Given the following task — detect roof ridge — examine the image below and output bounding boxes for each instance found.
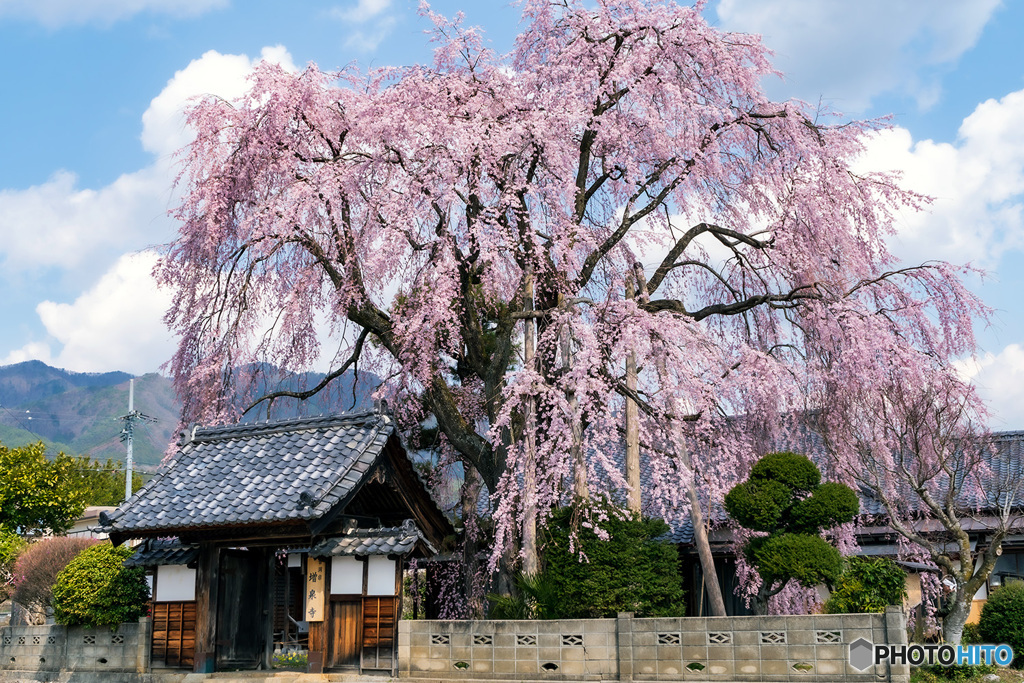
[191,411,386,443]
[988,430,1024,439]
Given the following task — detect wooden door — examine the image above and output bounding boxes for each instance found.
[215,550,265,670]
[327,599,361,668]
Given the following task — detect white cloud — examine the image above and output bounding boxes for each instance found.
[0,0,228,28]
[956,344,1024,430]
[0,342,54,367]
[855,88,1024,268]
[0,45,297,373]
[330,0,396,52]
[142,45,297,160]
[331,0,391,23]
[715,0,1000,112]
[4,251,176,375]
[0,166,170,272]
[0,46,296,280]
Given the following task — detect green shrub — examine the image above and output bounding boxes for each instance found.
[788,482,861,534]
[51,544,150,628]
[487,572,561,620]
[0,527,27,602]
[525,502,685,619]
[724,451,859,613]
[747,533,844,590]
[749,451,821,490]
[723,479,793,532]
[978,580,1024,667]
[824,556,907,614]
[911,663,997,683]
[960,622,982,645]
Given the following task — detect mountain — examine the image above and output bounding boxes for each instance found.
[0,360,132,405]
[0,361,378,469]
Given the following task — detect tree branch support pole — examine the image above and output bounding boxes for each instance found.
[674,406,727,617]
[560,297,588,502]
[522,268,539,577]
[624,279,641,514]
[688,479,727,616]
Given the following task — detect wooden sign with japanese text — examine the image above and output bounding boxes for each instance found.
[305,557,326,622]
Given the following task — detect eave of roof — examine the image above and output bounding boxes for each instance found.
[309,519,436,558]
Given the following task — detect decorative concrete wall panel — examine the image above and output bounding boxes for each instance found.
[0,620,150,675]
[399,608,909,682]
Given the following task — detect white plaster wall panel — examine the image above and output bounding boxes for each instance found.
[154,564,196,602]
[331,556,363,594]
[366,556,396,595]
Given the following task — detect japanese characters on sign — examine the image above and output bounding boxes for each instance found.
[305,557,326,622]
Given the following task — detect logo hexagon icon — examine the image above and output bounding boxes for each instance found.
[849,638,874,671]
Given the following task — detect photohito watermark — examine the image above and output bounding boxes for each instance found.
[849,639,1015,670]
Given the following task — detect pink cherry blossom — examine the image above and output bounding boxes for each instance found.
[159,0,989,593]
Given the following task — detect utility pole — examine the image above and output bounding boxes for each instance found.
[118,379,156,501]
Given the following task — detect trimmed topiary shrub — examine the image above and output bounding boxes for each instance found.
[978,580,1024,667]
[747,533,843,593]
[824,556,907,614]
[724,451,859,614]
[51,543,150,628]
[749,451,821,490]
[533,502,685,619]
[11,536,97,616]
[788,482,861,534]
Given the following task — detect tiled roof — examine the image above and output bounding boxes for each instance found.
[309,519,435,557]
[103,412,394,536]
[124,538,199,567]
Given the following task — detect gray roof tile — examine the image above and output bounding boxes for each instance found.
[104,412,395,535]
[308,520,435,558]
[124,538,199,567]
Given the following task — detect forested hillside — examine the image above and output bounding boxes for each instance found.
[0,361,377,468]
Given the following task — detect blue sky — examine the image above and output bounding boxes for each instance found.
[1,0,1024,427]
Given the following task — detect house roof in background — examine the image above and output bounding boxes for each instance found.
[663,429,1024,545]
[474,428,1024,547]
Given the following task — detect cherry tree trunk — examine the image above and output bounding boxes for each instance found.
[942,591,970,645]
[751,584,771,616]
[460,463,485,618]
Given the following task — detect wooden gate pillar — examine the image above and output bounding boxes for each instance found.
[193,544,221,673]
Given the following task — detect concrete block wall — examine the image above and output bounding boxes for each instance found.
[622,612,900,682]
[399,608,910,682]
[0,619,151,674]
[399,617,618,680]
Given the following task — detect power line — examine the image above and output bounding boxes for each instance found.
[0,404,48,439]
